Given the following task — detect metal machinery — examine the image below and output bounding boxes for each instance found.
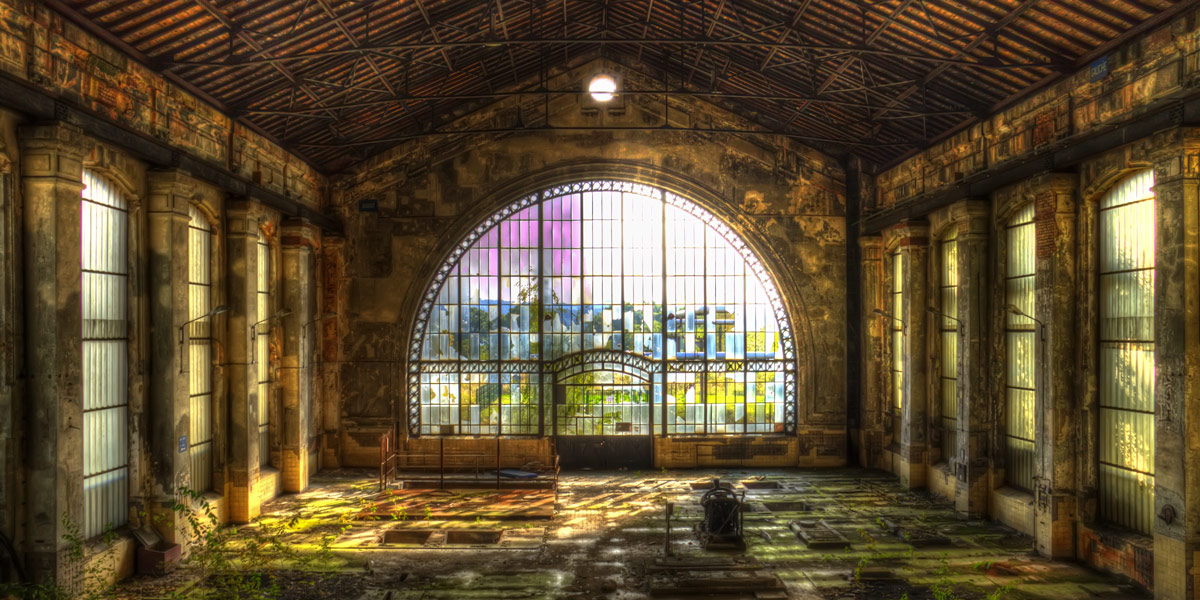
[696,479,745,550]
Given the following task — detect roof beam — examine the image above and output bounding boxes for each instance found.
[168,38,1066,71]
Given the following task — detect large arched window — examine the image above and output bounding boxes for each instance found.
[408,180,796,437]
[1098,169,1155,534]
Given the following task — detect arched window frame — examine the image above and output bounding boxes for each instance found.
[885,244,904,442]
[1003,203,1036,493]
[1095,168,1156,535]
[936,225,959,465]
[254,223,278,468]
[80,168,134,538]
[187,203,219,492]
[406,180,798,437]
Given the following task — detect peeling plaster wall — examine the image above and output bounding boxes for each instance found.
[330,60,849,467]
[874,7,1199,212]
[0,0,324,208]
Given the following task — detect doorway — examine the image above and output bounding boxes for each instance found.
[554,371,652,469]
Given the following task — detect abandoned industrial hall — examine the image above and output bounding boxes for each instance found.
[4,0,1200,598]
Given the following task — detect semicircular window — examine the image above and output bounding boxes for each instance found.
[409,180,796,437]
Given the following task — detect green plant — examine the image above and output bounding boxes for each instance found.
[0,514,120,600]
[986,583,1016,600]
[853,556,870,583]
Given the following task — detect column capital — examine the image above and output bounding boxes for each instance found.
[948,199,990,238]
[227,200,268,236]
[887,219,929,247]
[0,136,11,174]
[859,235,884,259]
[18,122,86,182]
[1029,171,1077,194]
[146,169,197,215]
[281,218,321,250]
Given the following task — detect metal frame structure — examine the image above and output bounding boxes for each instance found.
[407,179,797,438]
[50,0,1179,172]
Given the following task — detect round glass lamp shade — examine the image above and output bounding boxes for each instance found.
[588,74,617,102]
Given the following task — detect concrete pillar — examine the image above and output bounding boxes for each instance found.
[951,200,991,517]
[18,122,86,584]
[280,220,319,493]
[145,170,194,543]
[858,236,885,469]
[895,220,930,489]
[1152,136,1200,600]
[1031,173,1079,559]
[225,202,261,522]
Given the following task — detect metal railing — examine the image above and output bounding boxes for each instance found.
[379,430,559,503]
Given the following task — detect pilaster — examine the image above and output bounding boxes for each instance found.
[894,220,930,489]
[858,236,885,469]
[225,202,261,522]
[145,169,196,545]
[951,200,991,517]
[1031,172,1079,559]
[18,122,86,585]
[1152,134,1200,600]
[280,220,319,493]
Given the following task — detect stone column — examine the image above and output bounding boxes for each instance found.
[225,202,261,522]
[19,122,85,584]
[279,220,319,493]
[858,236,885,469]
[952,200,991,517]
[145,170,195,544]
[896,220,930,489]
[1031,173,1078,559]
[1152,134,1200,600]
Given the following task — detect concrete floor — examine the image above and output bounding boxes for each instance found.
[115,468,1148,599]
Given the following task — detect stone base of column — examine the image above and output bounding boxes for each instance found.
[897,448,927,489]
[228,469,280,523]
[320,432,342,469]
[1153,535,1192,600]
[954,458,990,517]
[1035,492,1077,559]
[282,449,309,493]
[147,495,192,555]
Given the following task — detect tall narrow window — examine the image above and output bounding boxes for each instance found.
[890,249,904,438]
[939,229,959,463]
[188,207,214,492]
[1099,170,1156,534]
[81,170,129,538]
[1004,204,1036,492]
[256,232,271,468]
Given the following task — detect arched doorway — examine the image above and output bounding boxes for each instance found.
[407,179,798,462]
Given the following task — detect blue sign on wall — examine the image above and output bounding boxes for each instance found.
[179,435,188,453]
[1089,56,1109,82]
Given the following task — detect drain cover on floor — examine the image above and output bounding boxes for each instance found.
[790,519,849,549]
[762,501,815,513]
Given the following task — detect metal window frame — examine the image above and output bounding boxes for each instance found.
[407,180,797,438]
